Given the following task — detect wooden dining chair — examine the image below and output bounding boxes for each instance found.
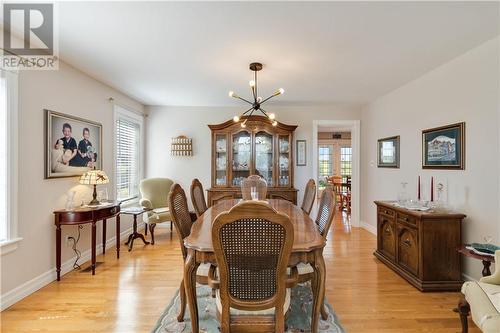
[190,178,208,217]
[301,179,316,215]
[296,186,336,320]
[241,175,268,200]
[331,175,343,210]
[208,200,297,333]
[168,183,213,322]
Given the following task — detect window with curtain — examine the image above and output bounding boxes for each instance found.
[340,146,352,176]
[0,75,7,241]
[318,144,334,179]
[115,106,143,201]
[0,69,20,251]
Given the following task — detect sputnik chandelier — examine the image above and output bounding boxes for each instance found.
[229,62,284,128]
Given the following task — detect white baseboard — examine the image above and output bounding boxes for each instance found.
[1,223,142,311]
[360,220,377,235]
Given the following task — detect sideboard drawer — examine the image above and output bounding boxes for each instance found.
[378,206,395,219]
[397,212,417,226]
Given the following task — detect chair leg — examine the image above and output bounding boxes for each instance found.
[177,279,186,322]
[170,221,173,231]
[453,296,470,333]
[311,278,328,320]
[144,222,148,236]
[149,224,156,245]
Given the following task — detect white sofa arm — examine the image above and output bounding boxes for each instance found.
[480,250,500,285]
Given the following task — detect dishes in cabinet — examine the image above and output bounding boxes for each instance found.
[279,155,289,169]
[216,156,226,170]
[279,140,289,153]
[216,138,226,152]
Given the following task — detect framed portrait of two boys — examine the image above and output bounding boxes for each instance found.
[45,109,102,179]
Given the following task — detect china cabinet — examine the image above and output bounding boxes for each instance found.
[208,116,298,206]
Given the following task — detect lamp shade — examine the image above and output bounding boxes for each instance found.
[79,169,109,185]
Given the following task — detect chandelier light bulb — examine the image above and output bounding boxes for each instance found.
[233,115,240,122]
[278,88,285,95]
[257,96,262,103]
[272,121,278,127]
[241,122,246,128]
[249,80,256,87]
[228,91,235,97]
[269,113,276,120]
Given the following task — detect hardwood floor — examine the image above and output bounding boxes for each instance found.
[1,213,478,333]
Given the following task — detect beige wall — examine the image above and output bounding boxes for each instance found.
[360,37,500,279]
[0,61,145,306]
[145,105,361,207]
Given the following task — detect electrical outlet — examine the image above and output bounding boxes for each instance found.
[65,235,72,247]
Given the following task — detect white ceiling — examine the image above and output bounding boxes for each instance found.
[25,2,500,106]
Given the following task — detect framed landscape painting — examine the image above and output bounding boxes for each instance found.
[45,109,103,179]
[377,136,400,168]
[422,122,465,170]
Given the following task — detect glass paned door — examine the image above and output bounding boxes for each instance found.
[278,135,291,186]
[340,146,352,179]
[215,134,228,186]
[232,131,251,186]
[255,132,274,186]
[318,144,334,187]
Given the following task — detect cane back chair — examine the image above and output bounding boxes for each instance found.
[209,200,296,333]
[190,178,208,217]
[168,183,213,322]
[241,175,268,200]
[296,186,336,320]
[301,179,316,215]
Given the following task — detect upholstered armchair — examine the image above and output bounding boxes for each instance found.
[458,250,500,333]
[139,178,174,244]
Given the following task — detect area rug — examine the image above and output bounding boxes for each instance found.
[152,283,346,333]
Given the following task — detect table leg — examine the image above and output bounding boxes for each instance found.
[102,219,107,254]
[311,249,326,333]
[184,249,200,333]
[116,214,120,259]
[482,260,492,277]
[56,224,61,281]
[91,220,97,275]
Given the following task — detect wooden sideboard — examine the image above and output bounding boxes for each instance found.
[373,201,466,291]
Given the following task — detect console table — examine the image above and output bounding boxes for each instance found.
[374,201,466,291]
[53,202,120,280]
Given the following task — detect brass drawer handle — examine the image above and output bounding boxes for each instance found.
[403,217,409,222]
[385,227,391,235]
[403,239,411,246]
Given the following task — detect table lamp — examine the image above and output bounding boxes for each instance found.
[79,169,110,206]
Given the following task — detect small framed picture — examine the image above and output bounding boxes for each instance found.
[296,140,306,166]
[45,109,103,179]
[422,122,465,169]
[377,136,400,168]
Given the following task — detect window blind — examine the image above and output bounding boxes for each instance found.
[115,115,141,201]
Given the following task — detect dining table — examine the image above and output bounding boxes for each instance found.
[183,198,327,333]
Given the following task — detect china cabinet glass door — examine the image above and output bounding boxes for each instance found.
[278,135,291,186]
[214,134,228,186]
[255,132,274,186]
[232,131,251,186]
